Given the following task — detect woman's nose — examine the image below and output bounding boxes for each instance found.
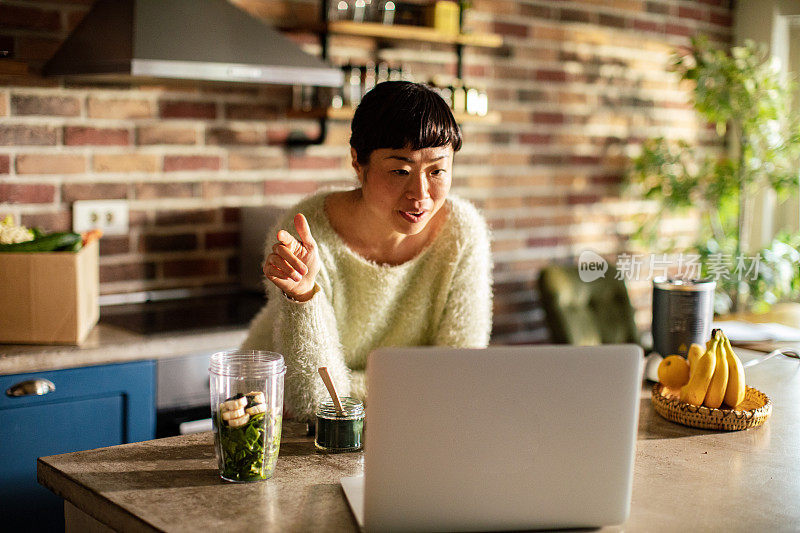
[406,173,429,199]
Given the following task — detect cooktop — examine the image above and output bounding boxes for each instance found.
[99,292,266,335]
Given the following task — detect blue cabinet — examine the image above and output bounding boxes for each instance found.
[0,360,155,531]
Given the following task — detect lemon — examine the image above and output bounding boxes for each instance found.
[658,355,690,388]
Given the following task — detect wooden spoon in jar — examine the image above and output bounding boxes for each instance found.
[318,367,345,416]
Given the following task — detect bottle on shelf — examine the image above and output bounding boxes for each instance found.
[465,86,480,115]
[362,61,377,97]
[375,1,396,24]
[376,61,390,84]
[346,64,363,107]
[352,0,368,22]
[451,79,466,113]
[329,0,352,21]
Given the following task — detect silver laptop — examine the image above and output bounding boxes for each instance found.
[341,344,643,532]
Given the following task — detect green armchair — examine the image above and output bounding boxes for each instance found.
[537,265,640,346]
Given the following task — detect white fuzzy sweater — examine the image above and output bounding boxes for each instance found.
[241,189,493,421]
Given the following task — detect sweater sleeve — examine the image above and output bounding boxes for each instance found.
[434,206,493,348]
[267,279,352,423]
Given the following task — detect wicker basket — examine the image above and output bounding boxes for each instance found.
[651,383,772,431]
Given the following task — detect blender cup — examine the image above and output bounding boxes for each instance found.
[209,350,285,482]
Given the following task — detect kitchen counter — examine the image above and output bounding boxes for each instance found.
[37,349,800,532]
[0,293,264,375]
[0,322,248,375]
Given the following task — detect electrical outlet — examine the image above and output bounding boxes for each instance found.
[72,200,129,235]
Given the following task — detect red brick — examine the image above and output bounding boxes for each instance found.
[134,182,196,199]
[567,194,600,205]
[287,156,341,170]
[527,236,564,248]
[519,133,552,144]
[202,181,261,198]
[570,155,602,165]
[100,262,156,283]
[520,4,550,18]
[11,94,80,116]
[0,183,55,203]
[99,235,130,256]
[155,209,217,226]
[205,231,239,249]
[62,183,128,202]
[633,19,660,32]
[160,101,216,119]
[492,22,528,38]
[535,69,567,82]
[88,97,153,119]
[225,103,282,120]
[0,155,8,174]
[0,5,60,31]
[94,154,158,173]
[532,112,565,124]
[665,24,692,37]
[206,127,264,146]
[678,6,706,21]
[599,14,627,28]
[645,1,669,15]
[0,125,57,146]
[20,211,71,232]
[559,9,592,24]
[591,173,623,185]
[228,153,284,170]
[64,127,130,146]
[136,125,197,145]
[163,258,223,278]
[163,155,220,172]
[16,154,85,174]
[264,180,318,195]
[141,233,197,252]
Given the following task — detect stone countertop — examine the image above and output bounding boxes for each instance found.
[0,323,248,375]
[38,350,800,532]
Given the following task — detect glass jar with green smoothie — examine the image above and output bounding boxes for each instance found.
[209,350,285,482]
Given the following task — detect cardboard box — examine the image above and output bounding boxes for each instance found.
[0,240,99,345]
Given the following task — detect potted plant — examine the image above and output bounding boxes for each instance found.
[628,35,800,313]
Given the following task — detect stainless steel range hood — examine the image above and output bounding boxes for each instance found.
[43,0,343,87]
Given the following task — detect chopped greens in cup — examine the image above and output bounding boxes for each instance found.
[215,392,282,482]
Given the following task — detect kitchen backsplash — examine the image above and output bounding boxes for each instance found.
[0,0,733,344]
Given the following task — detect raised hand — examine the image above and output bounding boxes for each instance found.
[263,213,320,302]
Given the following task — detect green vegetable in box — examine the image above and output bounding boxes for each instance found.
[0,215,85,252]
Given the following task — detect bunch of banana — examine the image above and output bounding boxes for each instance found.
[679,329,746,408]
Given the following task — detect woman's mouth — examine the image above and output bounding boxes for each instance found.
[399,210,426,223]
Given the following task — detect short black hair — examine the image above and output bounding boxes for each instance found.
[350,81,462,165]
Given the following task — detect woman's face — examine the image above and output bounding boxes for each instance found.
[352,144,453,239]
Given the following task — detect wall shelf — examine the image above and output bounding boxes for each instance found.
[288,106,501,124]
[326,21,503,48]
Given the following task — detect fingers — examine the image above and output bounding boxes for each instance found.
[264,252,303,282]
[271,244,307,277]
[294,213,316,249]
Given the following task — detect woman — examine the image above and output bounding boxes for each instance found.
[241,81,492,422]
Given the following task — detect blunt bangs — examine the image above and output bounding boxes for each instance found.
[350,81,462,165]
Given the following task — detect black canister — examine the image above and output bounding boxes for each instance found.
[314,397,364,453]
[652,278,716,357]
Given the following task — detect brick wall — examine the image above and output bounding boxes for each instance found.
[0,0,733,344]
